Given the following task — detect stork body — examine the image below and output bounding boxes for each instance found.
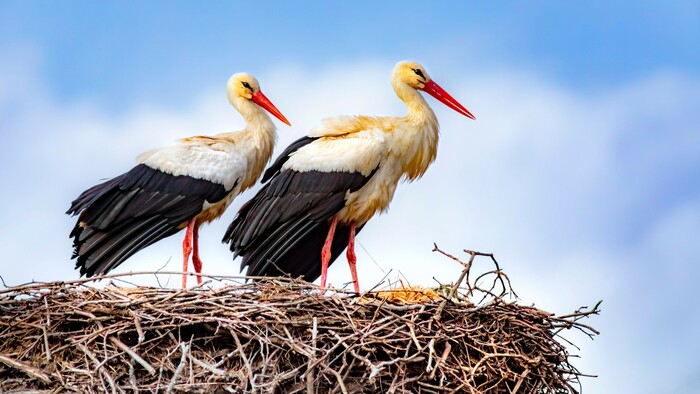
[224,61,474,292]
[67,73,290,287]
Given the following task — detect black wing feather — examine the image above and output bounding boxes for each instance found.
[224,138,376,282]
[261,136,319,183]
[67,163,228,277]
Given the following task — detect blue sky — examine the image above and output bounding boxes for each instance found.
[3,1,698,109]
[1,2,699,393]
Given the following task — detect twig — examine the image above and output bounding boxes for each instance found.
[42,297,52,362]
[0,354,52,384]
[128,362,139,394]
[327,367,349,394]
[166,342,188,394]
[430,244,476,325]
[110,337,156,375]
[306,316,318,394]
[430,342,451,380]
[131,311,145,345]
[558,300,603,320]
[231,329,254,384]
[188,354,225,375]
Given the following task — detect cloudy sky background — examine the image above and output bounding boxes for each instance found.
[1,2,699,392]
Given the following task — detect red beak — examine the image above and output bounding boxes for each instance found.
[252,91,291,126]
[421,80,475,120]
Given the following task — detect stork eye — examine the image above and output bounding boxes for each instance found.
[241,81,253,90]
[412,68,426,80]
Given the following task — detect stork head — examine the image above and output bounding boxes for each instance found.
[393,61,475,120]
[227,73,291,126]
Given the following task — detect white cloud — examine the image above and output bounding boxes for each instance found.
[1,50,699,393]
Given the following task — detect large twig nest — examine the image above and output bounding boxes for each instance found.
[0,249,599,393]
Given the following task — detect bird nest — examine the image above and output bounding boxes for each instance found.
[0,247,599,393]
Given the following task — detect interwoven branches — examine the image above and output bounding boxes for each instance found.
[0,250,599,393]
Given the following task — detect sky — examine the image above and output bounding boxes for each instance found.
[1,1,699,392]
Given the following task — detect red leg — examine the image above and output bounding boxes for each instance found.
[346,221,360,293]
[181,218,196,289]
[320,216,338,289]
[192,223,203,285]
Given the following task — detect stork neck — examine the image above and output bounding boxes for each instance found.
[234,98,277,141]
[226,97,278,190]
[392,81,440,180]
[247,109,276,142]
[393,81,438,127]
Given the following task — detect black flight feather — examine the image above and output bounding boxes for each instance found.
[67,163,229,278]
[223,135,377,282]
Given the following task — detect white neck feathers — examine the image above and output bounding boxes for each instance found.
[392,81,440,181]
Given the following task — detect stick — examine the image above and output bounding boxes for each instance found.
[110,337,156,375]
[0,354,52,384]
[166,342,189,394]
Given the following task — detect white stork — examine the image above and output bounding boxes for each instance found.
[67,73,290,288]
[223,61,474,292]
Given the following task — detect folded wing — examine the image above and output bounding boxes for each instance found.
[68,162,230,277]
[224,129,385,281]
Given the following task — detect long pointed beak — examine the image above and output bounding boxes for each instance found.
[252,91,291,126]
[421,80,475,120]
